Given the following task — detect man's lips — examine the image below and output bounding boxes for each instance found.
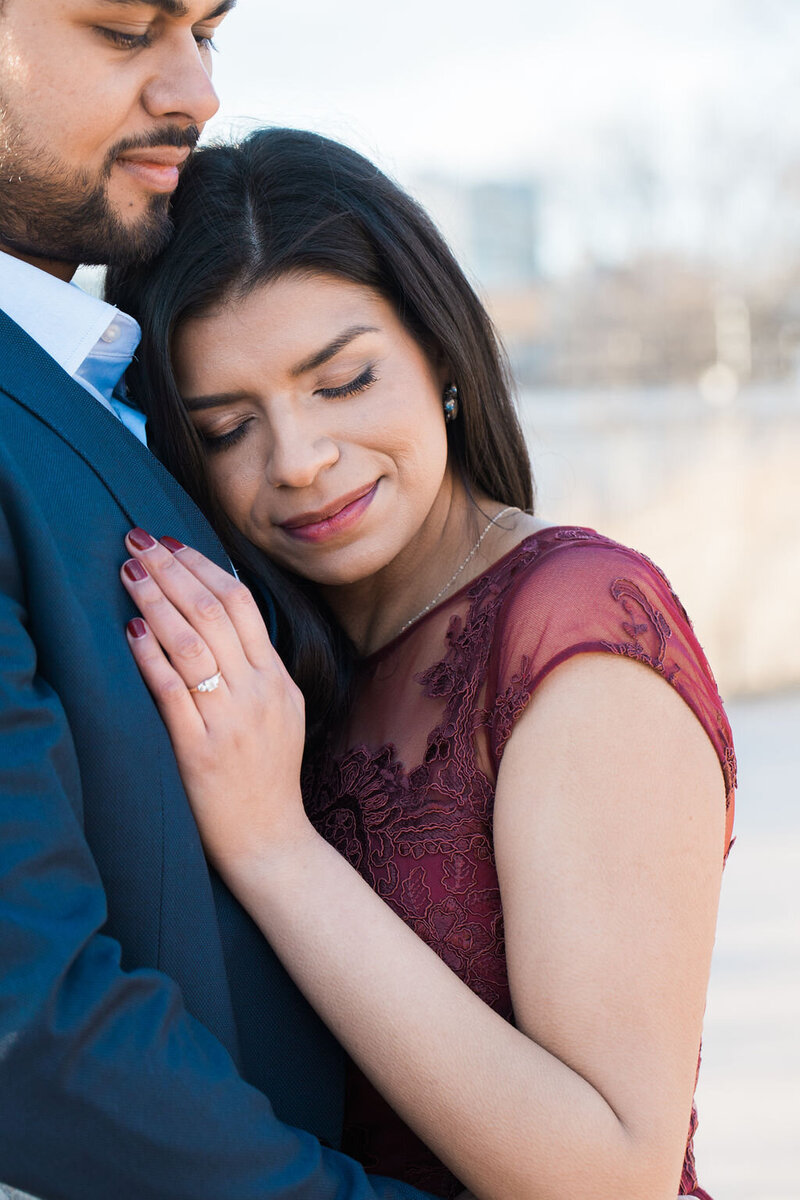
[278,482,379,542]
[115,146,192,192]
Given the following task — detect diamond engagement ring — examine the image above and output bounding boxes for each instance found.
[188,671,223,695]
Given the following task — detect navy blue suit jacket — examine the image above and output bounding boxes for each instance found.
[0,309,432,1200]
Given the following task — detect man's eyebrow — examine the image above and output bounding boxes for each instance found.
[97,0,237,20]
[202,0,237,19]
[290,326,379,378]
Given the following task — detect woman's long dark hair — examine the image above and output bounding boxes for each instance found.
[107,127,534,742]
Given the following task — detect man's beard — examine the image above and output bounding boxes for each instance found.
[0,123,199,268]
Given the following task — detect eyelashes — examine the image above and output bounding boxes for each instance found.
[96,28,217,52]
[199,365,379,454]
[200,419,253,454]
[317,365,377,400]
[97,28,153,49]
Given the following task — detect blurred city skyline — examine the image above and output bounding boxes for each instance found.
[208,0,800,273]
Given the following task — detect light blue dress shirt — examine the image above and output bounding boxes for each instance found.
[0,250,147,446]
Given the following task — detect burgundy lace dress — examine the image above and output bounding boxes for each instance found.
[303,527,736,1199]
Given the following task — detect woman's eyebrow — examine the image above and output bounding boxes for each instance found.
[184,390,251,412]
[290,326,379,378]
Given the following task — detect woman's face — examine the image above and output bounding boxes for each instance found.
[172,272,452,587]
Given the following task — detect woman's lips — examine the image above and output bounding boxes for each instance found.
[279,482,379,543]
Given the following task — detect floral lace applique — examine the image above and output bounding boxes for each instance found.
[601,577,679,680]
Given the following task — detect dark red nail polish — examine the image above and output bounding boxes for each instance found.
[160,536,186,553]
[127,618,147,639]
[123,558,148,582]
[128,527,157,551]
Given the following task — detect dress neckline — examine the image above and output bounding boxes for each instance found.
[364,525,596,665]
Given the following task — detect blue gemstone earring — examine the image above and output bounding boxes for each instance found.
[443,383,459,422]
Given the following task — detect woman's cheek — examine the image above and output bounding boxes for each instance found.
[211,462,253,532]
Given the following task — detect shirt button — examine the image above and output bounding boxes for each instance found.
[101,323,121,344]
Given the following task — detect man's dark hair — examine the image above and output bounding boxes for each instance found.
[108,127,535,741]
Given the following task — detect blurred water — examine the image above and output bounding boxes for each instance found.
[517,384,800,697]
[517,388,800,1194]
[693,689,800,1200]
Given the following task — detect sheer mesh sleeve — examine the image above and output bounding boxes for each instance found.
[485,530,736,849]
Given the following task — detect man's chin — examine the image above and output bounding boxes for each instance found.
[79,199,174,268]
[0,165,174,268]
[0,144,177,269]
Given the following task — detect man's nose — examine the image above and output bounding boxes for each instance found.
[141,35,220,128]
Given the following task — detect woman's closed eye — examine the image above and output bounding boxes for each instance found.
[198,417,254,454]
[196,367,379,454]
[316,365,377,400]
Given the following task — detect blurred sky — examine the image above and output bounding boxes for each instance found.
[205,0,800,271]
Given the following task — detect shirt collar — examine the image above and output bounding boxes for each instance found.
[0,249,141,378]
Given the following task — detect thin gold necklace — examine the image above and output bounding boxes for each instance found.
[398,506,519,635]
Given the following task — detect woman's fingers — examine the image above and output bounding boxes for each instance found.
[157,537,276,670]
[122,556,227,700]
[126,617,209,747]
[123,530,250,684]
[120,552,243,699]
[125,530,274,672]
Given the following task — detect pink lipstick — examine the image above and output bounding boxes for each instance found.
[279,481,379,544]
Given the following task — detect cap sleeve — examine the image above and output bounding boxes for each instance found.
[485,532,736,836]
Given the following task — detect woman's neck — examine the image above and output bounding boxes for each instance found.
[319,484,539,657]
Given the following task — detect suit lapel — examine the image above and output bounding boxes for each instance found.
[0,308,229,570]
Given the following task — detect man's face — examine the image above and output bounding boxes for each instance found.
[0,0,234,270]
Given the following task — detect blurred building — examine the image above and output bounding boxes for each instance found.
[411,175,540,289]
[412,163,800,394]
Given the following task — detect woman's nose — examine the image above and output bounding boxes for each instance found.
[266,425,340,489]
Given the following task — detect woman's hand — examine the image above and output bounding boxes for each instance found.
[120,528,311,871]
